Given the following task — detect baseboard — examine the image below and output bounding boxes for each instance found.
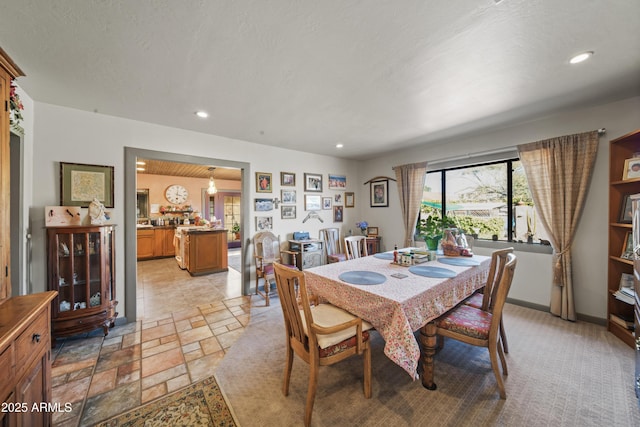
[507,297,607,326]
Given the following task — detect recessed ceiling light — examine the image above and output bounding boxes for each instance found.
[136,167,145,171]
[336,143,344,148]
[569,51,593,64]
[195,111,209,118]
[136,161,146,165]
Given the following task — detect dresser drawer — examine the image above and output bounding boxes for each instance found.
[15,311,49,375]
[53,310,108,335]
[0,343,15,395]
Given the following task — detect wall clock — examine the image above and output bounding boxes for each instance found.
[165,184,188,204]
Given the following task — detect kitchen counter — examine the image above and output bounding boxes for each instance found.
[181,228,228,275]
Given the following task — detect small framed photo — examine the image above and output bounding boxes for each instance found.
[60,162,114,208]
[621,231,634,259]
[304,194,322,211]
[281,171,296,187]
[345,192,355,208]
[328,174,346,190]
[256,172,272,193]
[619,195,633,223]
[334,193,343,205]
[281,205,296,219]
[623,157,640,180]
[281,189,296,204]
[619,272,634,290]
[333,205,343,222]
[322,197,332,210]
[304,173,323,192]
[256,216,273,231]
[254,198,274,211]
[367,226,379,236]
[370,181,388,207]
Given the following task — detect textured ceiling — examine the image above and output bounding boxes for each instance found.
[137,159,241,181]
[1,1,639,160]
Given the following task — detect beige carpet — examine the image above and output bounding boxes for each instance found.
[215,298,640,426]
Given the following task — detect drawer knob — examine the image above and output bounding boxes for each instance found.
[32,333,41,343]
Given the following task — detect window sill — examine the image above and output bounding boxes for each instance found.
[473,239,553,255]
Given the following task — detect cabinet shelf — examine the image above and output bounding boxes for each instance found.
[47,225,118,343]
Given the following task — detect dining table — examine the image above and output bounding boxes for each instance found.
[304,249,490,389]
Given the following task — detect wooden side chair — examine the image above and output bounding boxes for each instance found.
[344,235,368,260]
[253,231,297,306]
[319,228,347,263]
[463,247,513,353]
[435,253,517,399]
[272,262,372,427]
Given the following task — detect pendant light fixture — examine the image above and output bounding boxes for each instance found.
[207,167,217,195]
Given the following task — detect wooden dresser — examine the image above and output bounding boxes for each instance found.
[0,291,57,427]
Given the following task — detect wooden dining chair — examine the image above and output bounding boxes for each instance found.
[344,235,368,260]
[319,228,347,263]
[435,253,516,399]
[272,262,372,427]
[463,247,513,353]
[253,231,297,306]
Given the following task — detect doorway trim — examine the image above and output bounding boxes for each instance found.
[124,147,250,323]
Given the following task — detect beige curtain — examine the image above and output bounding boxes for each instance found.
[393,162,428,247]
[517,131,599,321]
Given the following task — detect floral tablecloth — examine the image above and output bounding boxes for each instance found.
[304,251,490,378]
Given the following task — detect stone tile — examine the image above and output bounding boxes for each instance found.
[87,367,117,397]
[187,351,226,382]
[141,338,180,358]
[80,382,141,426]
[52,376,91,405]
[160,334,178,345]
[95,345,141,373]
[183,348,204,362]
[172,307,202,321]
[121,331,141,348]
[52,358,95,377]
[216,328,246,350]
[141,382,167,404]
[141,322,176,342]
[204,309,235,324]
[200,336,223,355]
[181,341,201,353]
[141,338,160,350]
[190,319,207,328]
[166,373,191,392]
[68,366,95,382]
[141,363,188,390]
[51,400,83,427]
[141,347,184,378]
[174,318,192,332]
[116,362,141,386]
[178,325,213,345]
[208,316,240,330]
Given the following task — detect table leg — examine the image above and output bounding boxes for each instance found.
[419,321,437,390]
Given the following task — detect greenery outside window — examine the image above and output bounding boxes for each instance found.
[420,159,549,244]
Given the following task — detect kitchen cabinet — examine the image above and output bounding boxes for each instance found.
[137,227,176,260]
[47,225,117,343]
[0,291,57,427]
[185,229,228,275]
[137,229,155,260]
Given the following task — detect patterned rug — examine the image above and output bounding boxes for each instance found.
[97,376,237,427]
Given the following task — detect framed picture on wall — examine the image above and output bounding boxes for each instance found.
[304,173,323,192]
[254,198,274,212]
[370,180,388,207]
[281,189,296,204]
[304,194,322,211]
[345,192,355,208]
[281,205,296,219]
[333,205,343,222]
[256,172,272,193]
[256,216,273,231]
[60,162,114,208]
[322,197,332,210]
[328,174,346,190]
[281,171,296,187]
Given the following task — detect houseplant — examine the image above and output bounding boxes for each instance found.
[231,222,240,240]
[417,215,443,250]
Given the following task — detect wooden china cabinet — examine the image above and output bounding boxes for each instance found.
[46,225,118,344]
[1,48,59,427]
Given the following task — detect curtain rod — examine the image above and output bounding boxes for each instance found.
[429,128,606,166]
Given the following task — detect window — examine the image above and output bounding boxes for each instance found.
[421,159,548,243]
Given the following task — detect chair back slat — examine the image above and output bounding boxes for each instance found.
[481,247,513,311]
[344,236,368,260]
[254,231,282,263]
[320,228,342,256]
[273,263,311,345]
[488,253,517,334]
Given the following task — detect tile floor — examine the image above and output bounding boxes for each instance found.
[50,250,251,426]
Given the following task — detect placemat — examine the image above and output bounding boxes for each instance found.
[373,252,395,260]
[338,271,387,285]
[437,257,481,267]
[408,266,457,278]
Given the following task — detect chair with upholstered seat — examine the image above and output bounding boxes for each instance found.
[463,247,513,353]
[344,235,368,260]
[435,252,516,399]
[253,231,297,306]
[319,228,347,263]
[272,262,372,427]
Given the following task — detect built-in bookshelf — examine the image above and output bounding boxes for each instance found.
[607,130,640,348]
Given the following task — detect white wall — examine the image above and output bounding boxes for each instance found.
[29,102,363,319]
[24,95,640,321]
[358,96,640,319]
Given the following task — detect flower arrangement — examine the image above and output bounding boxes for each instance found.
[355,221,368,235]
[9,80,24,126]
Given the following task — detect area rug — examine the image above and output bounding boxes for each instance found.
[97,376,237,427]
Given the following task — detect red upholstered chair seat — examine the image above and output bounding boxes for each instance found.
[319,330,370,358]
[436,304,492,340]
[327,253,348,263]
[263,264,297,276]
[464,292,484,309]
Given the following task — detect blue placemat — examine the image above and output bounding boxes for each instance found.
[338,271,387,285]
[373,252,395,260]
[408,266,457,278]
[437,257,481,267]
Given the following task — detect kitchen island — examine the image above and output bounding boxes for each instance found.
[181,227,228,276]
